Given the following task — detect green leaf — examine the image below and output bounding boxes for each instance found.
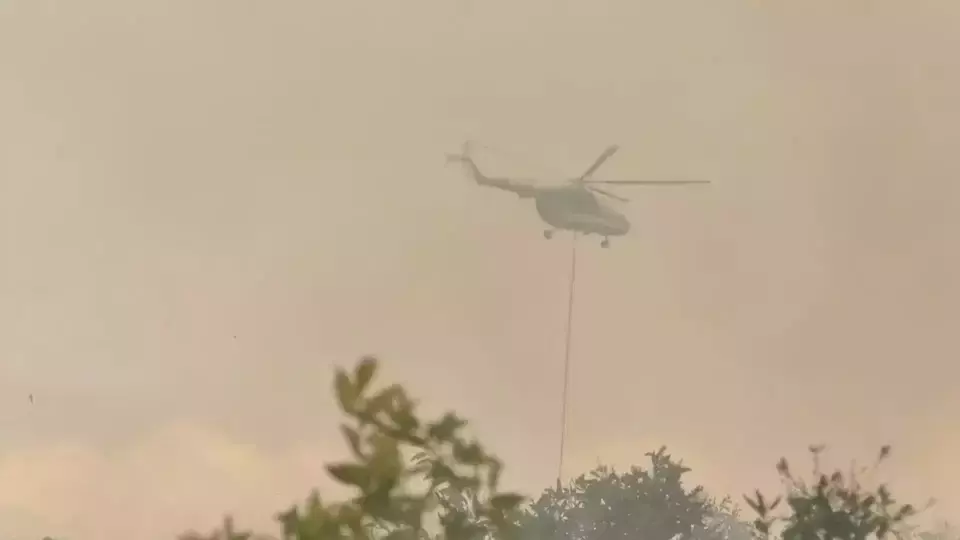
[428,413,467,442]
[368,385,403,416]
[305,490,323,513]
[776,457,792,478]
[335,369,358,413]
[355,356,378,394]
[326,463,370,488]
[390,405,420,433]
[428,462,456,484]
[897,504,916,519]
[341,424,364,458]
[490,493,526,511]
[368,433,403,478]
[452,440,485,466]
[743,495,761,514]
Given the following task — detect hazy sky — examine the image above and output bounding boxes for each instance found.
[2,1,959,538]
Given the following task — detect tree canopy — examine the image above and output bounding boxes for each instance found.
[37,355,939,540]
[257,357,930,540]
[519,447,720,540]
[746,445,928,540]
[273,356,525,540]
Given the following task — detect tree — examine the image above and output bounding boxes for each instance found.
[178,515,255,540]
[516,446,738,540]
[177,357,935,540]
[699,496,765,540]
[271,356,525,540]
[745,445,927,540]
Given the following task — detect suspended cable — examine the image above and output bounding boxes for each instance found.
[557,232,578,488]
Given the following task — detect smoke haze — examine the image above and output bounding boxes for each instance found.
[1,1,958,538]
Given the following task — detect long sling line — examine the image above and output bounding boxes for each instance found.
[557,232,578,488]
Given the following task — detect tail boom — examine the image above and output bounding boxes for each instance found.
[445,143,538,198]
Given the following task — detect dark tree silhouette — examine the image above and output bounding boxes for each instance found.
[516,447,734,540]
[746,446,927,540]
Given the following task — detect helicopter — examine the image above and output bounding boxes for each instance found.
[445,142,709,248]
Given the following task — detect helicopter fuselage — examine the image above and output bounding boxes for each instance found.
[446,146,633,245]
[532,185,630,237]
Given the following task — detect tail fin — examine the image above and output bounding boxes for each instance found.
[445,141,486,183]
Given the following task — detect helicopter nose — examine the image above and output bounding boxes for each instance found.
[616,215,631,235]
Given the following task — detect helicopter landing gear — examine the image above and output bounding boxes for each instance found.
[543,229,554,240]
[601,237,610,248]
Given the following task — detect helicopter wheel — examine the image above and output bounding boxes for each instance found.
[543,230,554,240]
[601,238,610,248]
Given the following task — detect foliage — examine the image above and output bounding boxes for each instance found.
[699,496,765,540]
[177,515,254,540]
[271,356,525,540]
[745,445,926,540]
[517,446,727,540]
[408,451,528,540]
[168,357,943,540]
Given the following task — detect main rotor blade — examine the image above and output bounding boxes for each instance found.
[584,179,710,185]
[587,185,630,203]
[578,145,620,181]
